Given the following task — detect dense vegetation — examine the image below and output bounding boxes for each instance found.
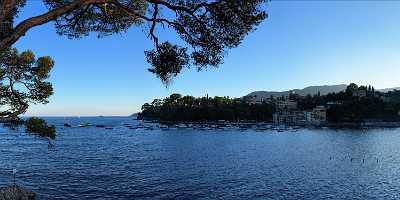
[25,117,56,139]
[139,84,400,123]
[294,83,400,122]
[138,94,274,122]
[0,49,54,122]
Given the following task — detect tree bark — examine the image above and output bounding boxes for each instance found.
[0,0,107,50]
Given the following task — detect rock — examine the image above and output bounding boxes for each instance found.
[0,186,36,200]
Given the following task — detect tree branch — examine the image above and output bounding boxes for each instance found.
[0,0,107,50]
[149,3,159,49]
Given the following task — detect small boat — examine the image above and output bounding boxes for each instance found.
[159,125,168,129]
[64,123,72,127]
[177,124,187,129]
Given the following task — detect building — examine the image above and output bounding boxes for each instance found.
[304,111,313,122]
[326,101,342,106]
[273,111,305,125]
[274,106,327,125]
[246,95,274,105]
[275,99,297,110]
[246,95,262,105]
[312,106,327,122]
[353,90,367,98]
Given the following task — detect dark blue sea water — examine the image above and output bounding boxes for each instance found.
[1,117,400,199]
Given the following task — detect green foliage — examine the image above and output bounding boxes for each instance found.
[3,1,266,85]
[140,84,400,123]
[298,83,400,122]
[25,117,56,139]
[44,0,148,38]
[42,0,266,84]
[0,48,54,120]
[139,94,273,122]
[145,42,189,85]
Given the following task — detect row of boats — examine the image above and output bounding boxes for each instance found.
[112,124,300,132]
[63,122,301,132]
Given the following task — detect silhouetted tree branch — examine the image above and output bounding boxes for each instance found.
[0,0,267,120]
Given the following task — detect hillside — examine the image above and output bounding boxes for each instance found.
[245,84,348,100]
[245,84,400,102]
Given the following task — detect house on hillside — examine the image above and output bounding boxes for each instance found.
[273,106,327,125]
[275,99,297,110]
[312,106,327,122]
[353,90,367,98]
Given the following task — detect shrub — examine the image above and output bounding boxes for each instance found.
[25,117,56,139]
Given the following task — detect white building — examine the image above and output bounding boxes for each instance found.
[275,100,297,111]
[312,106,327,122]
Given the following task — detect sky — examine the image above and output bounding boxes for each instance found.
[13,1,400,116]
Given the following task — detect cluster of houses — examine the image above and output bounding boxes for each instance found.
[247,95,327,125]
[272,99,327,125]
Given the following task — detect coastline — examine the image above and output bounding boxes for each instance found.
[140,118,400,129]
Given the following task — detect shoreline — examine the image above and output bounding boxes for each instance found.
[140,119,400,129]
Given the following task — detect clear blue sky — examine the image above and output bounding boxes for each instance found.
[15,1,400,116]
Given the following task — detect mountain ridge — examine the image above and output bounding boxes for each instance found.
[245,84,400,101]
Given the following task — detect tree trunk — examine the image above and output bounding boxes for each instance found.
[0,0,106,50]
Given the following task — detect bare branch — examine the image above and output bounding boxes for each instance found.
[149,3,159,49]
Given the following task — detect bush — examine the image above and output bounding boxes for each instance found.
[25,117,56,139]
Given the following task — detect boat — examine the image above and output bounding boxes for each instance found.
[159,125,168,129]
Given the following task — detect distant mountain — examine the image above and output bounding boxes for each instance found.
[378,87,400,93]
[245,85,400,102]
[245,84,348,101]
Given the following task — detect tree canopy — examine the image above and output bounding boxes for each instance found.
[0,0,267,120]
[1,0,267,83]
[138,94,274,122]
[0,48,54,121]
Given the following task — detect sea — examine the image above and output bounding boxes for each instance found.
[1,117,400,199]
